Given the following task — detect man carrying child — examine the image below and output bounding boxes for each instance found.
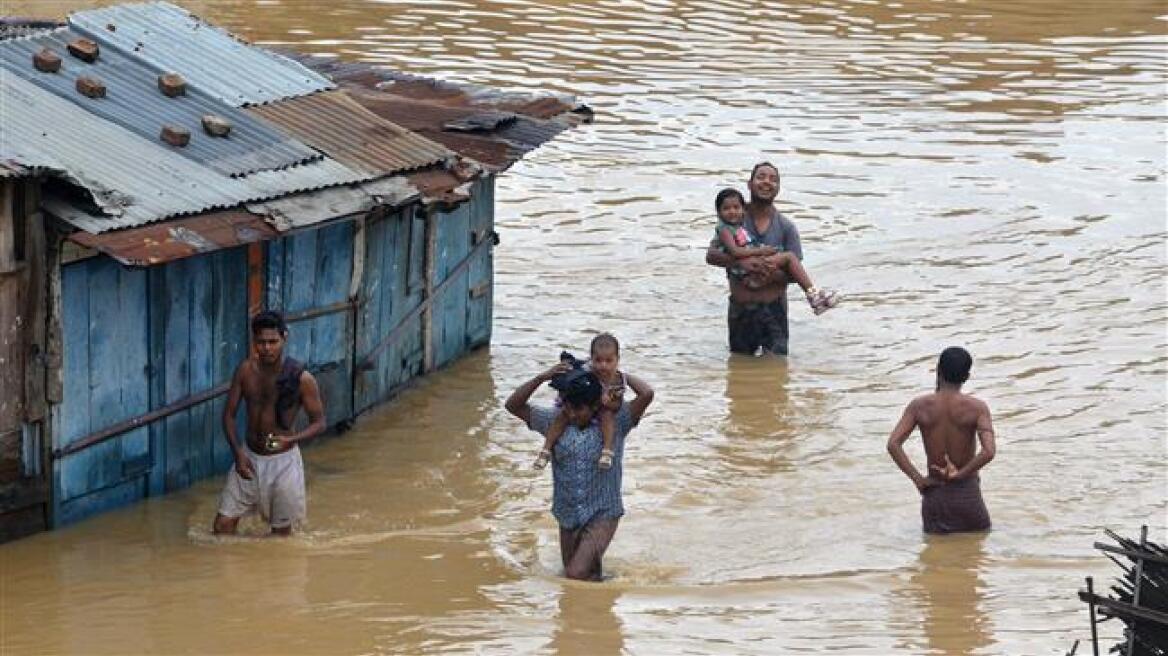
[505,334,654,580]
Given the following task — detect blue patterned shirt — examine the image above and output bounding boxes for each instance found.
[528,404,635,529]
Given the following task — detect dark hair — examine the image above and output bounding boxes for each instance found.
[561,370,603,407]
[714,188,745,213]
[750,161,779,182]
[938,347,972,385]
[590,332,620,358]
[251,310,287,337]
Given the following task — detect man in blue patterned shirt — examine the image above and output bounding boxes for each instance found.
[505,361,655,581]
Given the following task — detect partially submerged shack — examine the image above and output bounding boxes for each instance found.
[0,2,590,541]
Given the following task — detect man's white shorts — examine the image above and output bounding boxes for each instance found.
[217,445,306,529]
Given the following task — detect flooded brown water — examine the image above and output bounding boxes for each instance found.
[2,0,1166,653]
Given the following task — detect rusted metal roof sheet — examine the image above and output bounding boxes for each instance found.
[0,28,320,177]
[285,53,592,171]
[69,2,334,107]
[66,175,426,265]
[67,208,277,266]
[2,73,370,232]
[248,91,453,177]
[300,56,590,121]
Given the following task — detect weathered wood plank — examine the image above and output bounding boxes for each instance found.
[163,260,192,492]
[22,181,47,423]
[188,255,214,480]
[466,177,494,348]
[116,260,150,485]
[355,211,386,412]
[434,202,470,369]
[212,249,248,470]
[0,181,15,273]
[0,274,23,434]
[58,263,90,503]
[146,266,168,496]
[86,259,131,494]
[284,231,317,362]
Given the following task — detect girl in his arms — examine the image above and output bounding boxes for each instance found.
[713,187,839,314]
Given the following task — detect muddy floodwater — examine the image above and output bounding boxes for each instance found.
[2,1,1165,653]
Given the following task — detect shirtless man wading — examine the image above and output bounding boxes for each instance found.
[886,347,997,534]
[212,311,325,536]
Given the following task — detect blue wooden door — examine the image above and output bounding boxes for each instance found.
[148,250,248,494]
[56,257,151,525]
[265,222,355,428]
[354,209,425,413]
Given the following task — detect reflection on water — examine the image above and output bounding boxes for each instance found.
[549,585,625,656]
[892,534,994,655]
[1,0,1165,653]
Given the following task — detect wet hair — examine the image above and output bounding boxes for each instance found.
[251,310,288,337]
[938,347,972,385]
[590,332,620,358]
[561,370,603,407]
[715,188,746,214]
[750,161,780,182]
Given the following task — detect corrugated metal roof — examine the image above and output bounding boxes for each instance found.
[69,2,334,107]
[2,73,370,232]
[67,208,277,266]
[0,28,320,177]
[248,91,452,177]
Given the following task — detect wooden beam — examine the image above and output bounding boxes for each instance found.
[422,206,436,373]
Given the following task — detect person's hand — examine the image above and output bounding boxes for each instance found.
[929,454,959,482]
[539,362,572,383]
[267,435,291,451]
[740,257,768,274]
[914,475,938,494]
[603,388,623,409]
[234,449,255,480]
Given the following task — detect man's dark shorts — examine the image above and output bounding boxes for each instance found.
[728,297,789,356]
[921,476,991,534]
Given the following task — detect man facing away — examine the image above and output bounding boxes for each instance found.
[887,347,997,534]
[213,311,325,536]
[706,162,804,355]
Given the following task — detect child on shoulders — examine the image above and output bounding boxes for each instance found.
[534,333,627,471]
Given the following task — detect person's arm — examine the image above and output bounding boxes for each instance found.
[717,227,778,259]
[280,372,326,445]
[707,241,770,273]
[624,372,655,426]
[954,402,996,480]
[504,363,568,427]
[221,363,254,479]
[785,217,803,261]
[886,400,931,493]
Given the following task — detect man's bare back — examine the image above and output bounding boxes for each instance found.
[909,391,994,478]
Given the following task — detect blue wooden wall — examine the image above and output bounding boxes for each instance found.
[56,250,248,526]
[53,176,495,528]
